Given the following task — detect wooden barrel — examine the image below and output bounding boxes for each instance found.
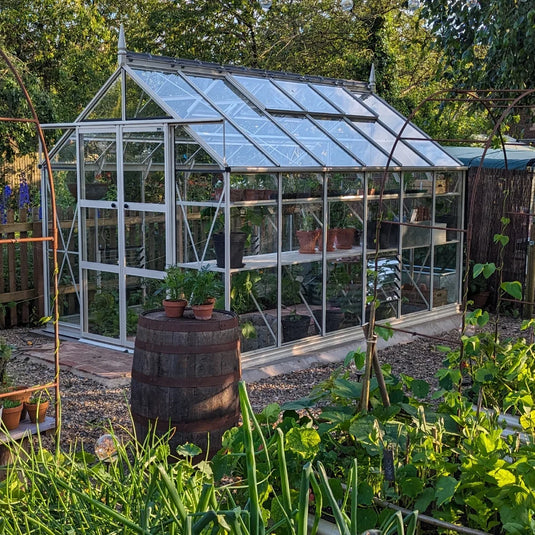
[130,309,241,458]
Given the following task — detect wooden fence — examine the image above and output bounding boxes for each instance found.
[0,208,44,328]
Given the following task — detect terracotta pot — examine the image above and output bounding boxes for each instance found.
[4,386,31,420]
[162,299,188,318]
[244,189,259,201]
[24,400,50,424]
[2,402,23,431]
[192,301,216,320]
[296,230,319,254]
[334,227,356,249]
[229,189,244,202]
[318,229,337,252]
[471,291,490,309]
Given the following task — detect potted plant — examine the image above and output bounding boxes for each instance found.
[24,390,51,424]
[281,309,312,343]
[160,265,188,318]
[184,266,223,320]
[330,202,359,250]
[213,231,247,268]
[1,399,23,431]
[296,212,319,254]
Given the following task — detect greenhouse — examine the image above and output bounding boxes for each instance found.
[43,44,465,361]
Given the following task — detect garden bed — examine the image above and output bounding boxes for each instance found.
[0,315,526,448]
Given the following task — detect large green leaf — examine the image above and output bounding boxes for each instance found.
[411,379,430,399]
[501,281,522,300]
[331,378,362,400]
[488,468,516,487]
[399,476,424,498]
[286,427,320,458]
[435,476,458,507]
[414,487,435,513]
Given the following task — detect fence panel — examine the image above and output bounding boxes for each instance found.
[0,208,41,328]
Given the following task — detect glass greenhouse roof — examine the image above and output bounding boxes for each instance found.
[77,53,462,170]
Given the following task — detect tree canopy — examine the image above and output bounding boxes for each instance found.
[3,0,521,158]
[421,0,535,90]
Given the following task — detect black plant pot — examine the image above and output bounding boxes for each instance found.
[213,232,246,268]
[313,309,345,333]
[366,221,399,250]
[281,314,311,343]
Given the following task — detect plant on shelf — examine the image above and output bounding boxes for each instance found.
[160,265,188,318]
[330,202,361,249]
[1,398,23,431]
[184,266,223,320]
[296,211,319,253]
[24,390,51,424]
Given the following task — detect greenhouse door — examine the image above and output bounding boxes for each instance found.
[78,126,169,347]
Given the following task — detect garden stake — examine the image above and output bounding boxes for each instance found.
[363,322,390,408]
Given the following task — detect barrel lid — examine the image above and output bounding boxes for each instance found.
[139,308,238,332]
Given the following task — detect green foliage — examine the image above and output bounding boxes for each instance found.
[421,0,535,90]
[184,266,223,306]
[161,265,186,301]
[0,336,12,385]
[2,399,21,409]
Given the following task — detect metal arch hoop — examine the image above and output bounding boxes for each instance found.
[0,49,61,447]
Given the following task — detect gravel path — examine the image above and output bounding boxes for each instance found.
[0,314,527,451]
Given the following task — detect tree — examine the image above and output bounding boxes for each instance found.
[421,0,535,90]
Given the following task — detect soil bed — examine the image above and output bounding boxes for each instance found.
[0,315,527,449]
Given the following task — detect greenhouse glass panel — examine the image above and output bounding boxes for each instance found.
[187,75,317,166]
[355,121,431,166]
[125,74,170,119]
[274,80,339,114]
[189,122,274,167]
[132,70,221,119]
[312,84,376,118]
[174,126,220,167]
[360,94,420,135]
[315,118,391,166]
[86,77,121,120]
[406,140,462,167]
[276,116,359,166]
[232,75,301,111]
[51,133,77,165]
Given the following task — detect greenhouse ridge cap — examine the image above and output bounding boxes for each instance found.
[125,51,371,91]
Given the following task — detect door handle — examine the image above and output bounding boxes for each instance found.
[111,202,117,208]
[124,204,129,209]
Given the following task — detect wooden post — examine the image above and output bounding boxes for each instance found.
[359,302,376,413]
[362,320,391,409]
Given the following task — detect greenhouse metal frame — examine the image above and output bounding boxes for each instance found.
[42,41,465,363]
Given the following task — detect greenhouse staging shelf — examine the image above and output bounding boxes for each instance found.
[180,246,363,272]
[0,416,56,445]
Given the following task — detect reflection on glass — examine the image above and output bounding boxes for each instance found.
[322,260,363,332]
[366,255,400,321]
[82,133,117,201]
[82,208,118,264]
[402,246,430,313]
[125,276,163,341]
[281,263,316,343]
[232,75,301,111]
[274,80,339,114]
[87,270,119,337]
[123,131,165,204]
[124,210,166,270]
[231,268,278,352]
[312,84,376,118]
